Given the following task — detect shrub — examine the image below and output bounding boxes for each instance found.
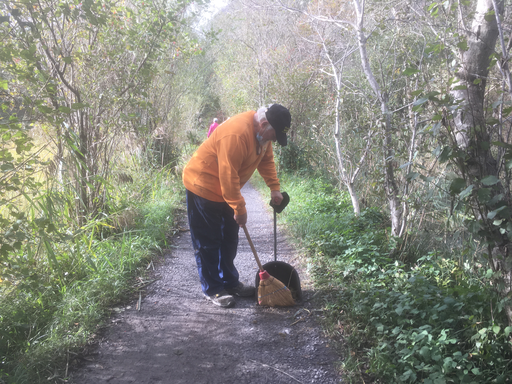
[278,173,512,384]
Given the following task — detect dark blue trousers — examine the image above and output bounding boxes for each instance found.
[186,189,240,296]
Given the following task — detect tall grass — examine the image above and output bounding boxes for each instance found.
[268,172,512,384]
[0,166,183,384]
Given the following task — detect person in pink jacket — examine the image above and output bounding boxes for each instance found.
[207,118,219,137]
[183,104,291,308]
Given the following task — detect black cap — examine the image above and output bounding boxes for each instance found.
[265,104,291,146]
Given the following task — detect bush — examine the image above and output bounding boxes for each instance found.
[278,173,512,384]
[0,168,183,383]
[276,141,312,173]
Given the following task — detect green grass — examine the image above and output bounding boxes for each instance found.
[4,164,512,383]
[268,172,512,384]
[0,168,184,384]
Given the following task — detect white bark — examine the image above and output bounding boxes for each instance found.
[353,0,402,235]
[317,28,364,216]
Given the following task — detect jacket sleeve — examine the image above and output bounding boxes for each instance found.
[216,134,247,216]
[257,144,280,191]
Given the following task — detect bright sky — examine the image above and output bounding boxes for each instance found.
[196,0,229,30]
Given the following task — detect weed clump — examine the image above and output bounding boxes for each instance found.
[280,174,512,384]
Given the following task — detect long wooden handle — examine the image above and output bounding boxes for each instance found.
[242,225,264,271]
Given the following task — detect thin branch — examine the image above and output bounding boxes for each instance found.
[492,0,512,96]
[248,360,305,384]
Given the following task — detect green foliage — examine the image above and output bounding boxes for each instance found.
[358,259,511,383]
[0,0,197,268]
[0,234,151,382]
[0,108,41,258]
[140,136,182,170]
[279,173,512,384]
[0,167,183,383]
[0,0,197,226]
[137,168,183,241]
[281,176,385,260]
[276,141,312,173]
[0,7,196,379]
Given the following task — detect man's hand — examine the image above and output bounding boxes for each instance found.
[270,190,283,206]
[234,212,247,227]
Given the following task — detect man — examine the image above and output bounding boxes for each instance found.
[207,118,219,138]
[182,104,291,308]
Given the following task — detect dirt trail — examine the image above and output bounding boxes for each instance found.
[70,182,343,384]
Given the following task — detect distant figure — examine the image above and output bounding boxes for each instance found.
[207,118,219,138]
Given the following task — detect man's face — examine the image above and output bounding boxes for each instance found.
[259,123,276,143]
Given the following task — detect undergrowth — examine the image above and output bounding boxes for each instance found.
[0,167,183,384]
[269,173,512,384]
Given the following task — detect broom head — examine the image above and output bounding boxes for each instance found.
[257,270,295,307]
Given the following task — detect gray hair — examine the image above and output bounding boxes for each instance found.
[256,106,269,125]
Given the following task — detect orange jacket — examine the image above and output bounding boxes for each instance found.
[182,111,280,216]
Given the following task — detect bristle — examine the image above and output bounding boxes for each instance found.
[258,276,295,307]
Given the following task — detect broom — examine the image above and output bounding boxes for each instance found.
[242,225,295,307]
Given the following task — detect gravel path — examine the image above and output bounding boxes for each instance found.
[69,182,343,384]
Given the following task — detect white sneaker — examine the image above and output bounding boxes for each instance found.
[204,291,235,308]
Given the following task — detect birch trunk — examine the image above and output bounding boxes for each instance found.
[353,0,402,235]
[450,0,512,324]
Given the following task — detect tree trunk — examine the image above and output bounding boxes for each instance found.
[333,71,362,216]
[347,182,360,216]
[450,0,512,324]
[78,110,89,227]
[353,0,402,235]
